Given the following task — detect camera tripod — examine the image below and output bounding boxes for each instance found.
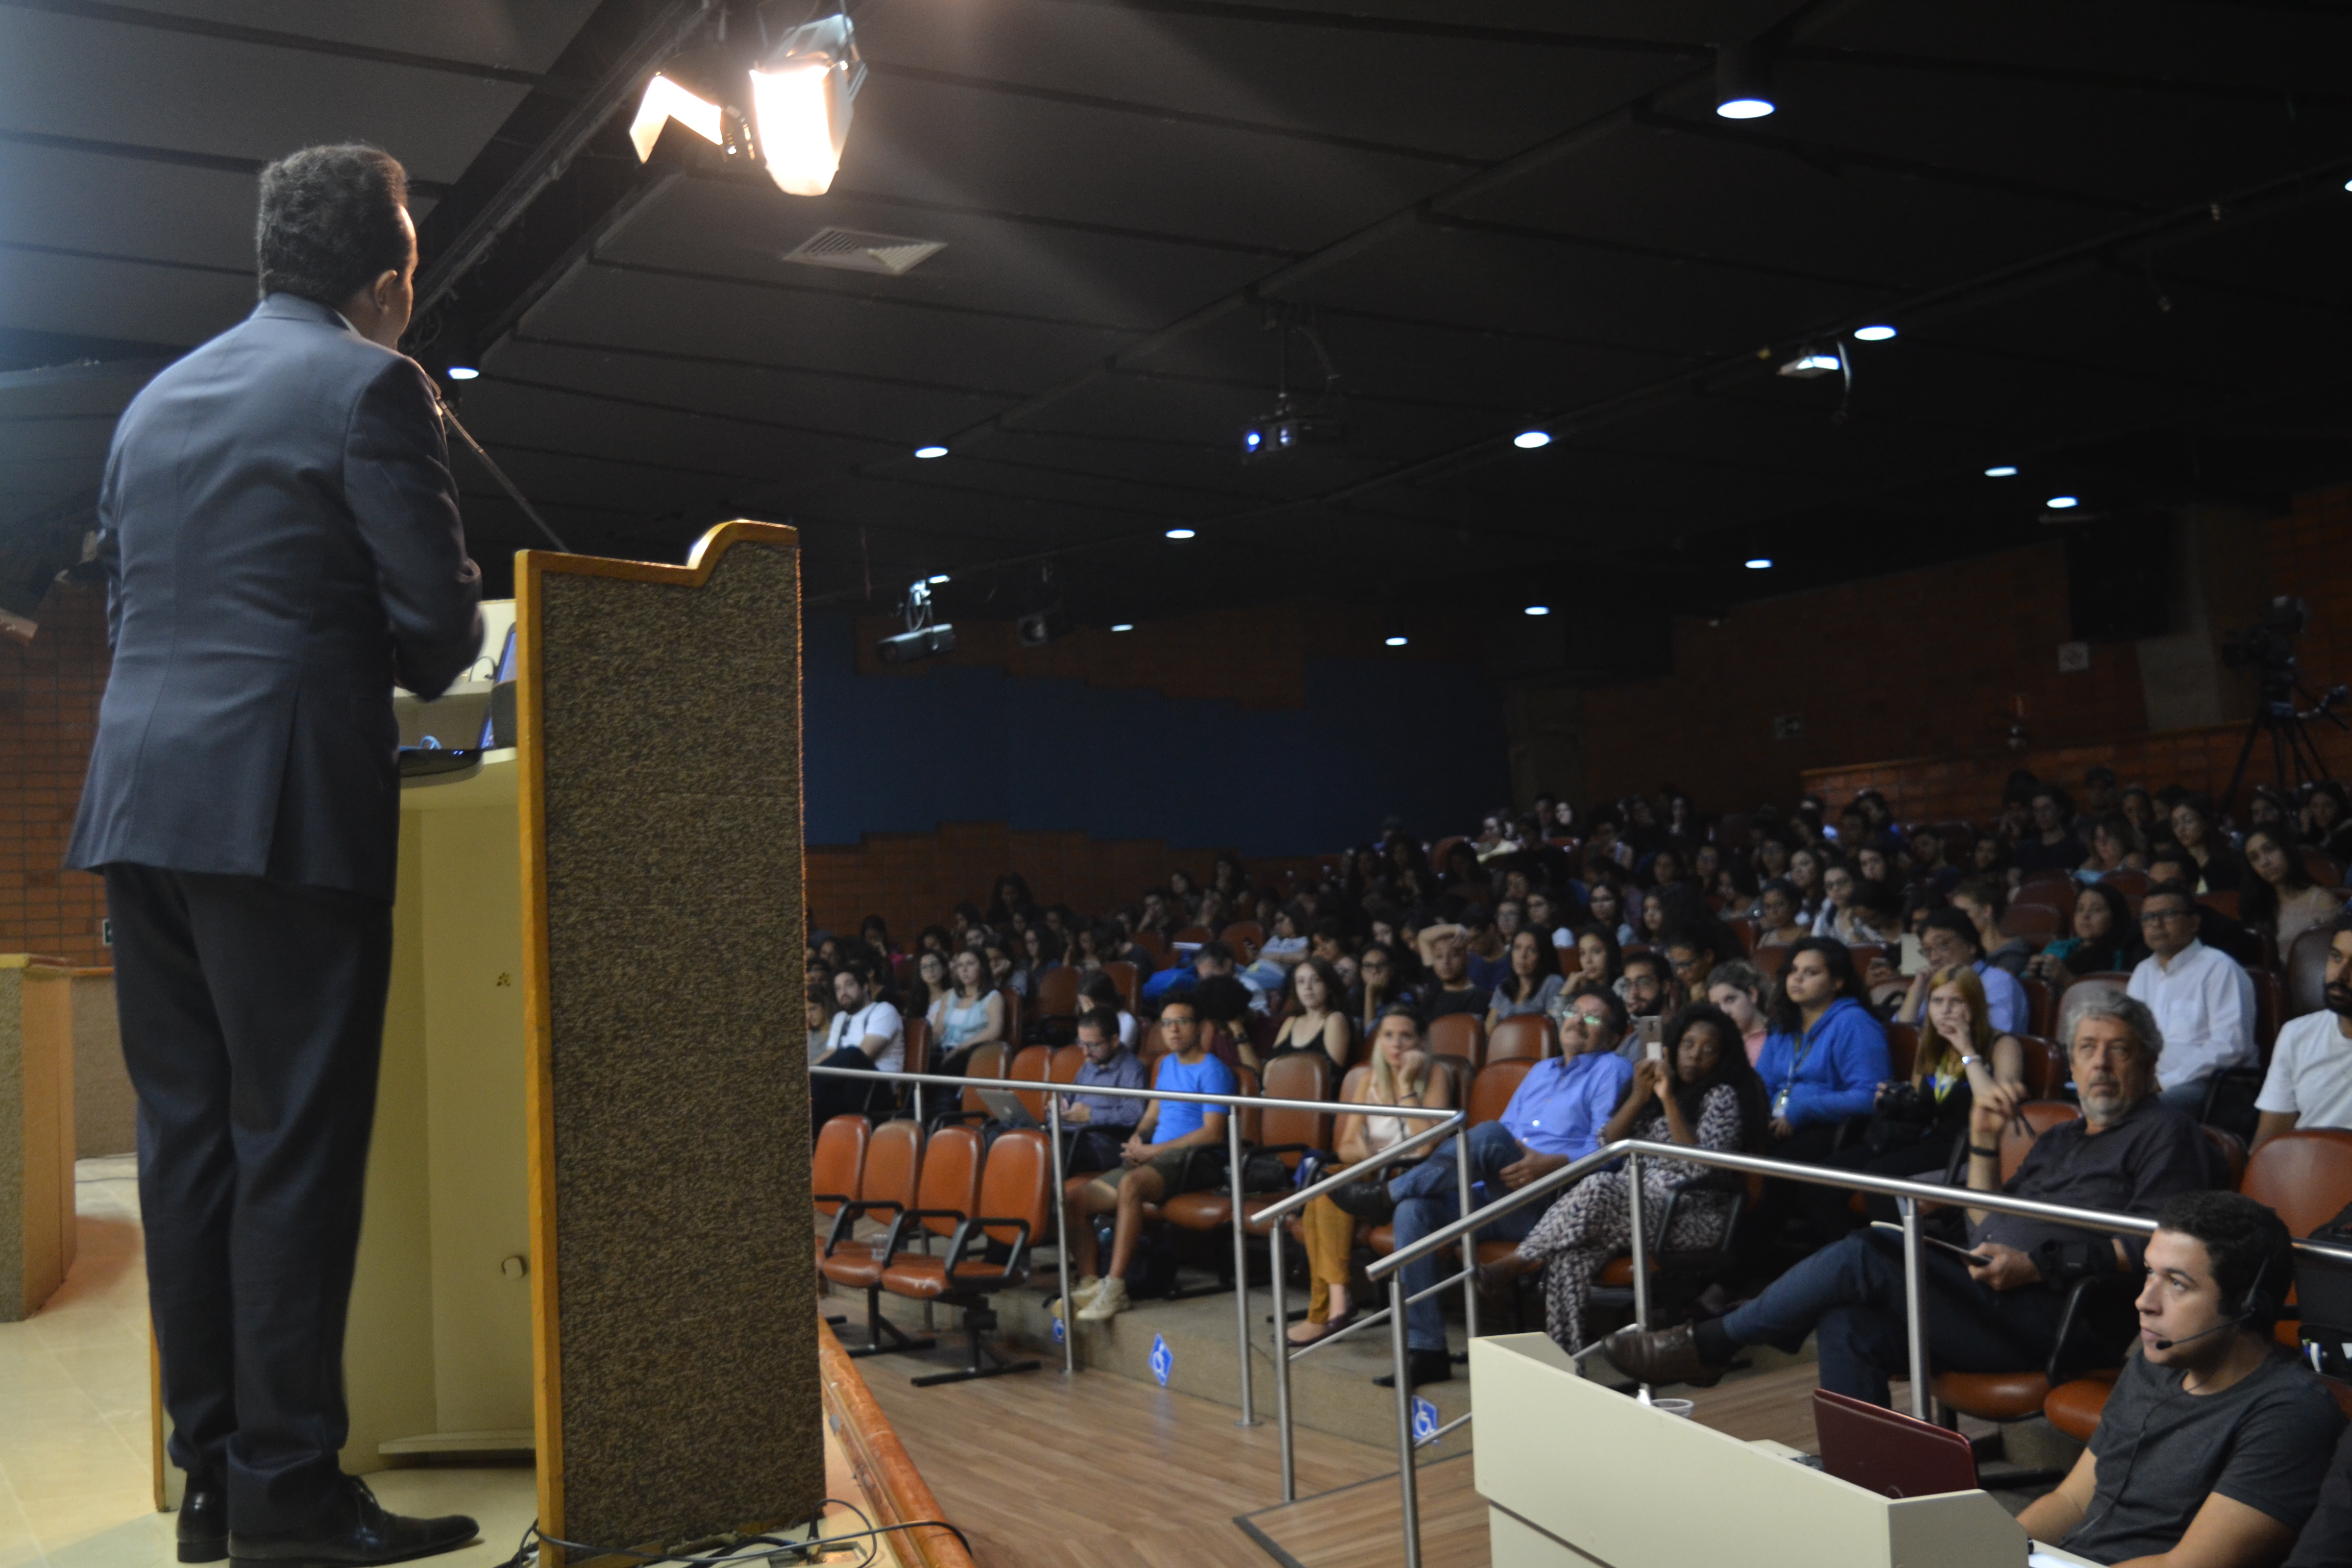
[2222,678,2350,813]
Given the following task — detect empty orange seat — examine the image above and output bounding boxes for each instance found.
[2044,1369,2120,1441]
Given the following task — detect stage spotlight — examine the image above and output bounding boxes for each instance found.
[1853,325,1897,341]
[2047,495,2079,509]
[1166,528,1195,540]
[876,577,952,663]
[1385,636,1408,647]
[1984,464,2019,477]
[1778,350,1842,378]
[1525,605,1550,616]
[927,574,949,584]
[628,14,865,198]
[1513,430,1552,450]
[1017,608,1069,647]
[1111,623,1134,633]
[914,445,948,459]
[1714,41,1775,119]
[1746,558,1773,570]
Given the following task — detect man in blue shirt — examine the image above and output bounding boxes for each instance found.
[1334,990,1634,1386]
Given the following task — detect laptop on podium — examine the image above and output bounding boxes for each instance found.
[1813,1388,1979,1498]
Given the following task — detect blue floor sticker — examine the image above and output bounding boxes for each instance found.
[1150,1333,1173,1387]
[1412,1396,1439,1443]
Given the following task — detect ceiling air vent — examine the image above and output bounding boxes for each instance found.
[782,228,945,276]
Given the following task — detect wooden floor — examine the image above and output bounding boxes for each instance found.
[860,1356,1393,1568]
[854,1341,1876,1568]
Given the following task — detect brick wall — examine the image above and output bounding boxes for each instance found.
[1794,487,2352,823]
[1566,540,2153,812]
[805,821,1327,943]
[0,580,108,966]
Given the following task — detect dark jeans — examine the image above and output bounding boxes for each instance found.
[811,1045,888,1129]
[1720,1230,2068,1406]
[1387,1121,1550,1352]
[106,864,394,1533]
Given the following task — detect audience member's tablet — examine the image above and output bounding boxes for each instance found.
[1868,1221,1990,1268]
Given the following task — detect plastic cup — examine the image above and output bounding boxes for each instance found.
[1652,1398,1696,1419]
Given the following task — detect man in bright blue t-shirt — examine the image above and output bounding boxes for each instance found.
[1061,993,1236,1325]
[1333,990,1634,1387]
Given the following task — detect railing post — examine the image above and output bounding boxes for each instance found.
[1900,1194,1931,1420]
[1270,1221,1296,1501]
[1047,1091,1073,1377]
[1625,1147,1650,1403]
[1229,1102,1256,1426]
[1455,1120,1479,1343]
[1390,1275,1422,1568]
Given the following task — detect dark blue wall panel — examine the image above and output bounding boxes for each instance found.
[802,615,1506,855]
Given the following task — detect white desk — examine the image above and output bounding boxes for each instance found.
[1472,1334,2059,1568]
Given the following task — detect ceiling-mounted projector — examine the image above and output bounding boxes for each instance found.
[1241,395,1346,461]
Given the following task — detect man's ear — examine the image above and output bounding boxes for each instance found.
[371,267,401,311]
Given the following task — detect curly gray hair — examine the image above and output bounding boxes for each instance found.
[2058,984,2163,1066]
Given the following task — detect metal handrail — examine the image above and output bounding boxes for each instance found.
[1360,1132,2352,1568]
[809,1060,1457,1424]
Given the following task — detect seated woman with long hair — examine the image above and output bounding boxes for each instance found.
[2026,882,2144,990]
[1478,1002,1767,1355]
[1288,1007,1453,1345]
[2243,825,2345,955]
[1810,964,2022,1236]
[931,948,1008,1074]
[1487,927,1564,1029]
[1268,956,1350,1072]
[911,948,953,1029]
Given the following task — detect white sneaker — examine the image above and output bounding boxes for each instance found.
[1075,1277,1130,1322]
[1047,1276,1104,1316]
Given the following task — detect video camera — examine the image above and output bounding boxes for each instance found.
[2221,596,2312,701]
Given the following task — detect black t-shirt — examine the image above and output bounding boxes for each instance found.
[1419,983,1490,1024]
[2014,834,2089,875]
[2286,1424,2352,1568]
[2064,1349,2344,1564]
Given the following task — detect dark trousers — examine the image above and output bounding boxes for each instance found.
[1719,1230,2067,1406]
[106,864,393,1533]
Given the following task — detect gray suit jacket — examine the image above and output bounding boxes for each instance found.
[67,294,482,901]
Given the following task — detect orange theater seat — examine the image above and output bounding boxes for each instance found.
[2044,1368,2120,1441]
[831,1123,982,1359]
[877,1130,1052,1385]
[1486,1014,1555,1064]
[812,1114,870,1233]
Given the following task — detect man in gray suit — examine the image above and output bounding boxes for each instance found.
[68,145,483,1567]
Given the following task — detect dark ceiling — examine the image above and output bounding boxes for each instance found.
[4,0,2351,654]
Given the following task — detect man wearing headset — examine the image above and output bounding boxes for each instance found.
[2021,1191,2342,1567]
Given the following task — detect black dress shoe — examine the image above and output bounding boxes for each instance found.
[1373,1348,1455,1388]
[179,1472,228,1563]
[1329,1179,1397,1223]
[230,1477,477,1568]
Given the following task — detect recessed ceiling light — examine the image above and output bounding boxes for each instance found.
[1384,636,1408,647]
[1984,465,2019,478]
[2046,496,2079,509]
[1745,558,1773,570]
[447,365,480,381]
[1716,96,1774,120]
[1165,528,1195,540]
[927,574,949,584]
[1513,430,1552,450]
[2344,177,2352,191]
[1111,623,1134,632]
[914,445,948,459]
[1852,325,1896,341]
[1524,605,1550,616]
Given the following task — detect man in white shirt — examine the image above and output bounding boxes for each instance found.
[811,963,905,1128]
[2127,885,2257,1114]
[2256,917,2352,1148]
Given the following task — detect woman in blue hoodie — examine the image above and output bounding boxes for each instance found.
[1752,937,1890,1164]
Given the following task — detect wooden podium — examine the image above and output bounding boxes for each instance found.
[152,523,824,1556]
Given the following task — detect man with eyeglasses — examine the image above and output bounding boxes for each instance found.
[2128,886,2257,1116]
[1332,983,1633,1387]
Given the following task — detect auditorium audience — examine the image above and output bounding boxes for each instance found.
[2013,787,2089,877]
[1483,1002,1767,1354]
[1289,1007,1452,1346]
[2019,1192,2343,1567]
[1414,926,1491,1022]
[2256,917,2352,1148]
[810,962,906,1128]
[1953,876,2035,975]
[1060,995,1236,1323]
[1585,877,1635,947]
[1058,1006,1148,1174]
[1331,986,1633,1386]
[2080,812,2147,877]
[1619,949,1677,1024]
[1604,993,2215,1404]
[2174,793,2249,893]
[1754,939,1891,1161]
[2129,885,2259,1115]
[1570,924,1623,991]
[1756,879,1808,947]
